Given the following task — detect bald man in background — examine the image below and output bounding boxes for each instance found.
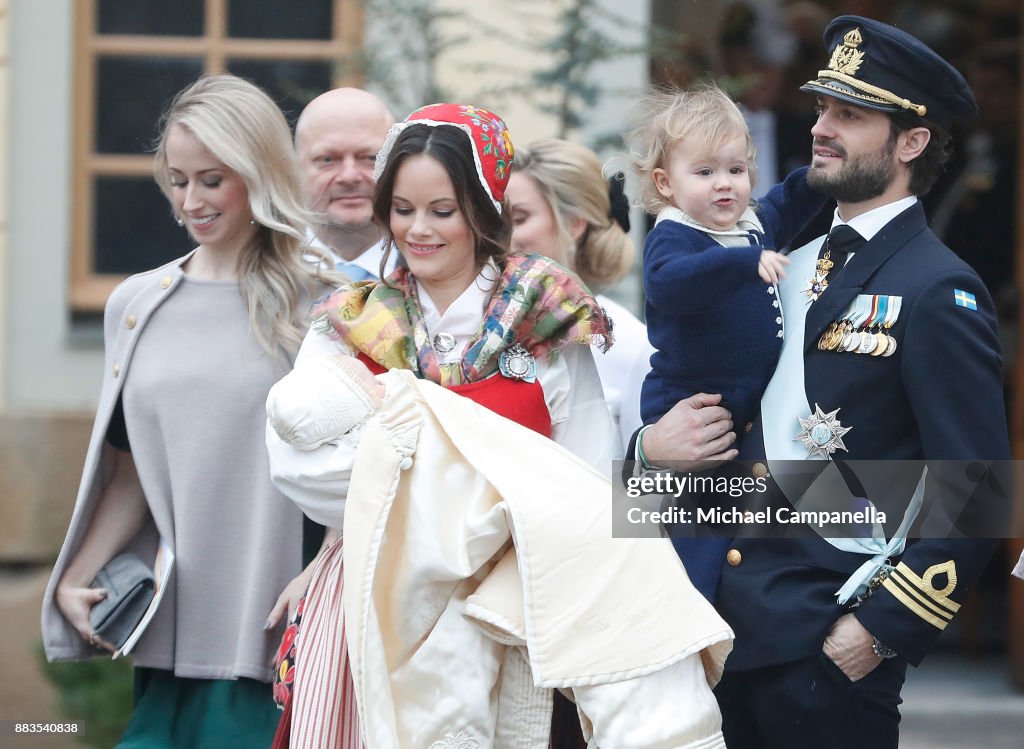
[292,88,396,567]
[295,87,396,280]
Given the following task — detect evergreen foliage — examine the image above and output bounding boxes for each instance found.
[37,643,133,748]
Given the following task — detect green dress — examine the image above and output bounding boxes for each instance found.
[117,668,281,748]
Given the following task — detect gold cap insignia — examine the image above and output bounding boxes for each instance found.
[828,27,865,76]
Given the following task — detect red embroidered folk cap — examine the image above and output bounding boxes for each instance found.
[374,103,515,213]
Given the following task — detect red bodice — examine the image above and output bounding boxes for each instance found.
[357,353,552,438]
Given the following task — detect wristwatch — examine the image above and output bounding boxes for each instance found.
[872,637,898,659]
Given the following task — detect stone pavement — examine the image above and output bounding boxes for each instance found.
[901,653,1024,748]
[5,566,1023,748]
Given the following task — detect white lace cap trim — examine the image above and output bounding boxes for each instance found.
[374,118,503,214]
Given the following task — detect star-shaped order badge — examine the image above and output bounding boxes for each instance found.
[795,403,851,459]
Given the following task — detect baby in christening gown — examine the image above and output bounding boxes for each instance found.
[266,354,385,452]
[265,354,735,749]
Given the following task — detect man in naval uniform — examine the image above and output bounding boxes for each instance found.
[631,15,1011,748]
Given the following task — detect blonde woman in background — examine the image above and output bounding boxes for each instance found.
[508,139,654,452]
[42,74,339,748]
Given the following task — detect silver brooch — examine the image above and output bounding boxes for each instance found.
[432,332,457,355]
[498,343,536,382]
[795,403,851,459]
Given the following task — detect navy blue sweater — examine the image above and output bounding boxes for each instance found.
[641,167,827,430]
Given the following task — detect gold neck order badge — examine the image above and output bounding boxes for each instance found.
[804,250,835,303]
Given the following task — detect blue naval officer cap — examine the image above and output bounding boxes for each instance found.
[800,15,977,131]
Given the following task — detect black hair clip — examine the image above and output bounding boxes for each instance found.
[607,172,631,233]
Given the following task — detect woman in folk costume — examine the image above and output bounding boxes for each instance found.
[265,103,733,748]
[41,74,339,748]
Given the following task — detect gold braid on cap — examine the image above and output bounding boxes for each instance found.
[815,69,927,117]
[817,27,927,117]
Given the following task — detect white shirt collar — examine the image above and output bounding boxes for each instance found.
[416,260,500,363]
[349,237,397,278]
[655,205,765,237]
[304,230,397,279]
[830,195,918,241]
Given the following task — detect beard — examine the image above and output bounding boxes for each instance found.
[310,184,376,233]
[807,136,898,203]
[324,213,375,233]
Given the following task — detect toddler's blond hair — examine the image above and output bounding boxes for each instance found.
[626,82,756,213]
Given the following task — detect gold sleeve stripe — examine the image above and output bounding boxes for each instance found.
[882,576,949,630]
[893,561,961,614]
[888,571,954,623]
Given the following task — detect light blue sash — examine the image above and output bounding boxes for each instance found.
[762,237,822,462]
[759,236,925,603]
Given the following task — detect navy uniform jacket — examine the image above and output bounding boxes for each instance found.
[716,201,1010,669]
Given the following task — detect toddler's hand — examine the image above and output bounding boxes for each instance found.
[758,250,790,285]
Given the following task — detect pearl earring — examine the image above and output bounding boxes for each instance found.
[175,216,185,227]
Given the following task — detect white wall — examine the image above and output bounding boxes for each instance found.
[571,0,651,311]
[435,0,651,148]
[366,0,652,150]
[6,0,103,411]
[0,0,9,410]
[434,0,562,143]
[436,0,651,312]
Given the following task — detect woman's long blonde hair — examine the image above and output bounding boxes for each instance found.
[513,139,634,289]
[153,73,339,358]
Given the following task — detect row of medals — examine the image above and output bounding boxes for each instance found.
[818,320,897,357]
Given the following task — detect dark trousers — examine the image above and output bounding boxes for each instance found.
[715,652,907,749]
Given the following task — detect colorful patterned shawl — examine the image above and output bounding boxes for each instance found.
[311,254,612,388]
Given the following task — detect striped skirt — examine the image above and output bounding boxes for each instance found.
[274,538,363,749]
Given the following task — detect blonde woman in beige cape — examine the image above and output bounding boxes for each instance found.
[41,75,340,748]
